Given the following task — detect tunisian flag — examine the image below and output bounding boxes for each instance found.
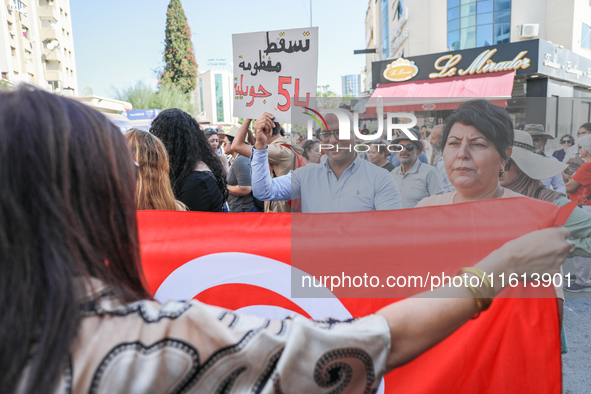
[138,198,568,393]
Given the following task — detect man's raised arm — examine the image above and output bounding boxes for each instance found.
[250,113,292,201]
[231,119,254,158]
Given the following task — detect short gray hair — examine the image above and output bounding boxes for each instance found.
[579,134,591,153]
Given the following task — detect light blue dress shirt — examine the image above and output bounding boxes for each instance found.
[540,152,566,194]
[250,147,402,213]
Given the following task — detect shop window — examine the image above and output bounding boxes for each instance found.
[381,0,389,59]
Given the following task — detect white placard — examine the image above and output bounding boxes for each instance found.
[232,27,318,123]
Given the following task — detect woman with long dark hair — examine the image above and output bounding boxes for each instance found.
[0,86,150,393]
[150,109,227,211]
[0,86,573,393]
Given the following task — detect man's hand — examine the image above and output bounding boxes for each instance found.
[254,113,275,150]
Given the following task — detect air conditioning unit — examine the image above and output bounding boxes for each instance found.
[520,24,539,39]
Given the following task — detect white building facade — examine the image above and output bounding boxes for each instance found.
[194,69,237,126]
[0,0,77,94]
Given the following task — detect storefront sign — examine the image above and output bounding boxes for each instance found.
[373,40,539,87]
[383,58,418,82]
[373,39,591,89]
[429,49,530,79]
[537,39,591,86]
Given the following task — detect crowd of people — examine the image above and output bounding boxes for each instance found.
[121,98,591,296]
[0,85,581,392]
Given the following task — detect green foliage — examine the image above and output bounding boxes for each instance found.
[159,0,198,94]
[111,81,193,114]
[0,79,12,90]
[317,85,337,97]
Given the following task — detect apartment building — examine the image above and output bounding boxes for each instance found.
[363,0,591,93]
[363,0,591,138]
[0,0,77,94]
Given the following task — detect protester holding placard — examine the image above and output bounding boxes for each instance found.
[251,112,402,213]
[232,118,304,212]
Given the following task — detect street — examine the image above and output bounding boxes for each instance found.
[562,259,591,394]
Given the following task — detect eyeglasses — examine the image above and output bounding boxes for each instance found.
[531,136,544,143]
[318,130,340,142]
[561,139,574,145]
[399,143,416,152]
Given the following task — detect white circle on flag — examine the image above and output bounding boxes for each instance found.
[155,252,352,320]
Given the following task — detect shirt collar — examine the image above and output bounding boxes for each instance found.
[395,158,421,175]
[322,152,360,174]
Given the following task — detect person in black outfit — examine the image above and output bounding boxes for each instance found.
[150,109,227,212]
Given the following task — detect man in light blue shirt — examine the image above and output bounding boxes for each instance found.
[525,124,566,194]
[250,112,402,213]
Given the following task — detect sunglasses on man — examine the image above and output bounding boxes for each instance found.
[399,143,416,152]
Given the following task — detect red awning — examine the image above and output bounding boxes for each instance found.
[366,70,515,113]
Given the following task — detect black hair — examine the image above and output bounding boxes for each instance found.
[515,123,526,130]
[0,85,149,394]
[580,123,591,134]
[440,99,514,160]
[302,139,320,161]
[150,108,228,202]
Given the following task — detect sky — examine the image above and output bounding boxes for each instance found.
[70,0,368,98]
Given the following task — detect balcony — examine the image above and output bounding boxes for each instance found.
[12,57,20,72]
[25,61,35,75]
[43,48,62,62]
[45,69,63,81]
[37,6,59,20]
[40,28,58,41]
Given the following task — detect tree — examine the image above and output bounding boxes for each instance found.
[159,0,198,94]
[317,85,337,97]
[111,81,193,114]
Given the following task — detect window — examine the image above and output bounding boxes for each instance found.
[447,0,511,50]
[215,74,224,123]
[1,72,8,80]
[11,47,16,57]
[582,23,591,51]
[381,0,389,59]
